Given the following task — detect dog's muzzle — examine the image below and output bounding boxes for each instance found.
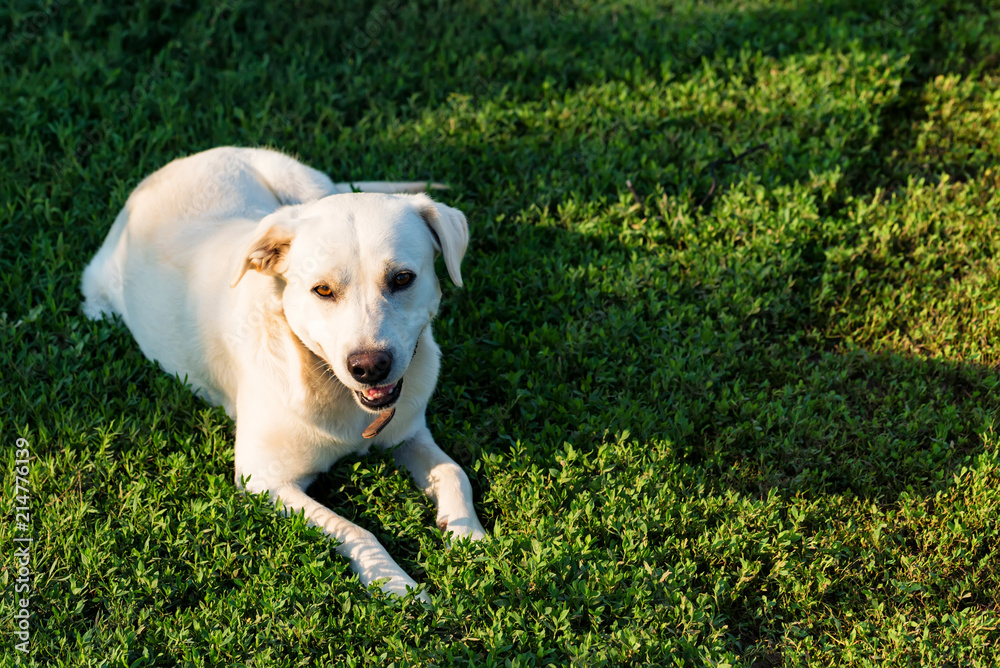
[359,331,423,439]
[360,379,402,439]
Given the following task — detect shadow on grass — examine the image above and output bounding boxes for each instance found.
[433,221,999,496]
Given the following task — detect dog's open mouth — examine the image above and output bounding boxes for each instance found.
[356,379,403,411]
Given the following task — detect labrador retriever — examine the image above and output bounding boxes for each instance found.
[82,146,487,600]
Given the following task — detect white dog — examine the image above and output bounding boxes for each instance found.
[82,146,487,599]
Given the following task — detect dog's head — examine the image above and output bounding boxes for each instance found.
[231,192,467,413]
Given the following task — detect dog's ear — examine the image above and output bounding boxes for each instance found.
[412,194,469,287]
[230,211,296,287]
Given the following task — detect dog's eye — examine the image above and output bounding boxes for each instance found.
[312,285,334,298]
[392,271,415,289]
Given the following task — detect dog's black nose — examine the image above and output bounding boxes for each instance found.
[347,350,393,384]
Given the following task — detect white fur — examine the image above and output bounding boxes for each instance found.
[82,146,486,600]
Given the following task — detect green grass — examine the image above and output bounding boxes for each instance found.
[2,0,1000,665]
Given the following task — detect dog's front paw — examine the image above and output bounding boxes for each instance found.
[372,574,431,603]
[438,515,487,543]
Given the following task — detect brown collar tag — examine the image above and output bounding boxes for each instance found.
[362,408,396,439]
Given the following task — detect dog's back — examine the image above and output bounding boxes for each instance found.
[82,147,336,320]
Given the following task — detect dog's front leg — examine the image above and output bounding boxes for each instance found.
[394,427,487,542]
[247,477,427,601]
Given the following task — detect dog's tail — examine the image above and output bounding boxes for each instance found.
[81,206,130,321]
[245,147,449,198]
[332,181,449,194]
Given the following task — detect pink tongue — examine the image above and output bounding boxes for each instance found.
[364,383,396,400]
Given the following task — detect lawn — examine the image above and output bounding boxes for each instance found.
[2,0,1000,665]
